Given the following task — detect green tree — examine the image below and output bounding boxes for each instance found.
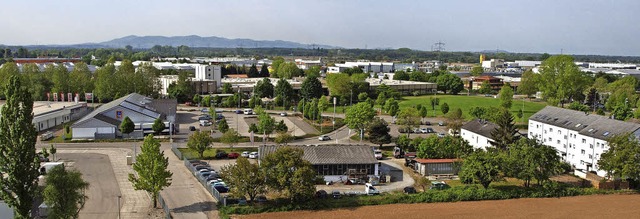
[385,99,399,117]
[518,70,538,98]
[419,106,428,124]
[187,130,214,159]
[193,94,201,105]
[446,108,464,135]
[275,78,294,109]
[469,106,487,119]
[436,73,464,94]
[440,102,449,114]
[393,70,410,80]
[274,132,294,145]
[276,62,302,79]
[261,147,317,201]
[218,118,229,133]
[605,76,636,111]
[0,76,40,218]
[259,64,270,77]
[504,138,563,187]
[152,118,166,135]
[491,109,518,150]
[345,102,376,134]
[537,55,590,106]
[612,104,632,121]
[220,157,266,202]
[275,120,288,133]
[367,118,392,147]
[254,78,274,98]
[326,73,351,100]
[119,116,135,138]
[358,92,368,102]
[50,145,57,162]
[478,81,492,95]
[43,165,90,219]
[300,76,323,100]
[470,65,484,76]
[568,101,590,112]
[129,135,172,208]
[459,149,504,189]
[248,123,259,133]
[317,96,330,113]
[222,83,233,94]
[257,111,276,137]
[220,129,241,148]
[248,64,259,78]
[397,107,421,138]
[304,66,322,78]
[499,83,514,109]
[598,133,640,181]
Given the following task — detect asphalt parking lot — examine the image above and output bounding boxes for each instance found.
[56,153,120,219]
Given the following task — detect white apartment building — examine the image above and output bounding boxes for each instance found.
[528,106,640,177]
[460,119,498,149]
[194,65,222,84]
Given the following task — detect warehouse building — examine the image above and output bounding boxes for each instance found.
[71,93,176,139]
[0,101,89,132]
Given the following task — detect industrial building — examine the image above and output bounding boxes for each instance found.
[0,101,89,132]
[71,93,177,139]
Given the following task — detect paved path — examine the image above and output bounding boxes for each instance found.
[57,148,150,219]
[161,148,219,219]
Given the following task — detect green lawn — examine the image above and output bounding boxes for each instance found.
[398,95,547,123]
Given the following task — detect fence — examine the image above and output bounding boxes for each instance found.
[157,193,172,219]
[183,159,222,202]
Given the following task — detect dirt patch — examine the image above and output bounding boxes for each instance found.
[237,194,640,219]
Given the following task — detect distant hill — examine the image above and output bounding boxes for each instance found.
[96,35,336,49]
[479,49,511,54]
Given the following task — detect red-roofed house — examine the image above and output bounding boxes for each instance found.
[414,159,460,177]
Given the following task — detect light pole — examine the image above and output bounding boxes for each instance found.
[333,97,337,144]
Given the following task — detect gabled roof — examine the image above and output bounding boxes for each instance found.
[72,93,177,128]
[530,106,640,140]
[415,159,460,164]
[259,145,378,165]
[461,119,499,140]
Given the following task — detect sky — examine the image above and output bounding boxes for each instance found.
[2,0,639,56]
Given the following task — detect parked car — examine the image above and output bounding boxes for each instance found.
[216,114,224,120]
[201,108,209,113]
[438,121,445,126]
[243,109,253,115]
[199,120,212,126]
[426,128,435,133]
[430,181,450,190]
[38,153,50,162]
[318,135,331,141]
[403,186,417,194]
[437,133,446,138]
[215,151,228,159]
[237,197,247,205]
[194,165,210,171]
[315,190,328,199]
[256,195,268,203]
[249,152,259,159]
[424,121,431,126]
[235,109,243,114]
[199,114,211,120]
[413,128,420,133]
[213,185,229,193]
[419,128,429,134]
[227,152,239,159]
[241,151,250,158]
[189,126,196,131]
[374,149,383,160]
[331,190,341,199]
[280,112,287,116]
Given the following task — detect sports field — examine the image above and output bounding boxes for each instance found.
[399,95,546,123]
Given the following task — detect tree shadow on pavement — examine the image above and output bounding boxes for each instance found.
[172,201,217,213]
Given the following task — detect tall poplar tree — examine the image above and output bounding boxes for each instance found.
[0,75,40,218]
[128,135,173,208]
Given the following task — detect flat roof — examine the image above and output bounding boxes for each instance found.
[0,101,86,117]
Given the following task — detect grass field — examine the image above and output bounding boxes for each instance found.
[398,95,547,123]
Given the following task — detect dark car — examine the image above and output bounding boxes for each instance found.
[235,109,243,114]
[227,152,239,159]
[332,190,341,199]
[256,195,267,203]
[426,128,435,133]
[424,121,431,126]
[214,185,229,193]
[216,113,224,120]
[37,153,50,162]
[189,126,196,131]
[403,186,417,194]
[315,190,328,199]
[215,151,228,159]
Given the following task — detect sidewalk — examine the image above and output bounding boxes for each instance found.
[161,148,219,219]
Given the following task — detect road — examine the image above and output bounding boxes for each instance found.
[57,153,121,219]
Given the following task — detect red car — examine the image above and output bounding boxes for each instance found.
[227,152,240,159]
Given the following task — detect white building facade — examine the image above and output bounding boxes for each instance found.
[528,106,640,177]
[460,120,498,149]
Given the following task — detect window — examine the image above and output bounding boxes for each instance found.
[581,149,585,155]
[564,135,567,139]
[550,128,553,132]
[589,154,593,159]
[548,137,552,142]
[582,139,586,143]
[544,130,547,134]
[590,144,593,149]
[530,132,533,136]
[558,130,561,134]
[557,140,560,144]
[563,144,567,148]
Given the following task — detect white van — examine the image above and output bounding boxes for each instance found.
[243,109,253,115]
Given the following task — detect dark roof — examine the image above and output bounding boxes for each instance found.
[259,145,378,165]
[94,114,121,126]
[147,99,177,120]
[530,106,640,140]
[461,119,499,139]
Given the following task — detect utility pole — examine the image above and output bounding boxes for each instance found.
[333,97,337,144]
